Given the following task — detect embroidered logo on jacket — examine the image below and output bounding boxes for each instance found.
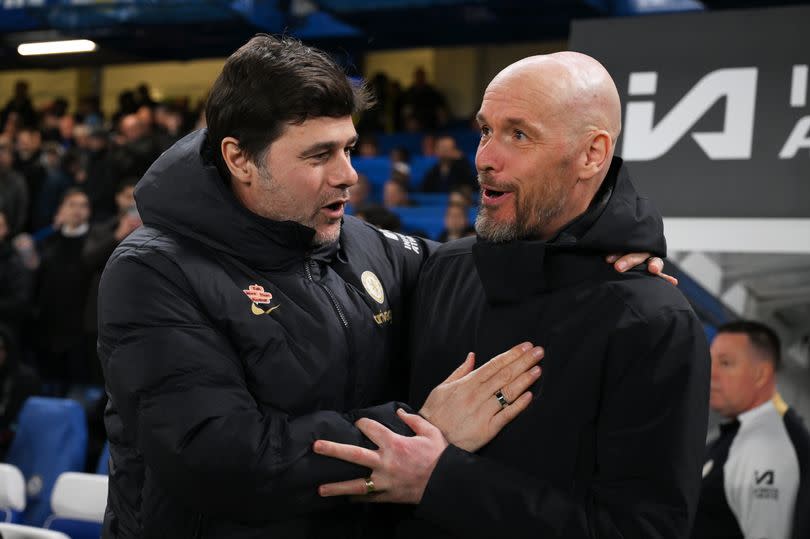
[243,284,280,315]
[361,271,386,304]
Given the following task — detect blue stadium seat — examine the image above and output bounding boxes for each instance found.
[409,156,438,190]
[0,464,25,523]
[96,441,110,475]
[5,398,87,527]
[352,156,391,201]
[43,473,107,539]
[391,207,445,240]
[410,193,449,206]
[377,132,423,156]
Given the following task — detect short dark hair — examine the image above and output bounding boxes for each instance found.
[717,320,781,370]
[205,34,372,177]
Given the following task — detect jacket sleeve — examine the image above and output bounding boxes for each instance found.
[99,249,412,522]
[413,307,711,538]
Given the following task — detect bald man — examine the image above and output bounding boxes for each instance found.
[314,52,711,537]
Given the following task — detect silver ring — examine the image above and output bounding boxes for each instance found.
[364,477,376,495]
[494,389,509,410]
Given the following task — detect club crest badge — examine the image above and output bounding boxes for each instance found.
[361,271,385,305]
[243,284,280,315]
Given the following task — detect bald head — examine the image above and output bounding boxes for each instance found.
[474,52,623,242]
[491,52,621,143]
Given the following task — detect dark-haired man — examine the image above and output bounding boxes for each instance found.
[692,320,810,539]
[98,36,664,538]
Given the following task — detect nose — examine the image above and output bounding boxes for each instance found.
[331,150,358,189]
[475,135,501,176]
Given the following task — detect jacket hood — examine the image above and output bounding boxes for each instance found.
[134,129,316,270]
[550,157,666,256]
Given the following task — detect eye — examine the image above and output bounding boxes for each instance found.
[344,145,355,157]
[479,125,491,138]
[312,151,330,162]
[513,129,526,140]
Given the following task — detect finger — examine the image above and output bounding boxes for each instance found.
[473,342,534,382]
[646,256,664,275]
[355,417,395,449]
[659,272,678,286]
[443,352,475,384]
[490,391,534,432]
[313,440,379,469]
[614,252,651,272]
[497,365,542,408]
[482,346,544,396]
[605,253,619,263]
[319,478,373,497]
[397,408,439,438]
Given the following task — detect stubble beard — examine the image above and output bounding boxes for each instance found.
[474,173,569,243]
[257,165,344,247]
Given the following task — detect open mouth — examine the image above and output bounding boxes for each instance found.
[324,201,344,211]
[483,188,506,199]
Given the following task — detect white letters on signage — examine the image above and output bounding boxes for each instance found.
[779,117,810,159]
[623,68,758,161]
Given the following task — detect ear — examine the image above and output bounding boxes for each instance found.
[578,130,612,181]
[221,137,255,186]
[753,359,774,389]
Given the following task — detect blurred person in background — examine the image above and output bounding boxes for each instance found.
[400,67,449,131]
[0,210,33,344]
[0,139,28,237]
[14,126,46,231]
[347,173,371,212]
[692,320,810,539]
[1,80,36,130]
[437,202,474,242]
[32,188,93,395]
[420,135,475,193]
[357,135,379,157]
[383,178,415,209]
[0,324,40,460]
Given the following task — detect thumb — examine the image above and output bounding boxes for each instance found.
[443,352,474,384]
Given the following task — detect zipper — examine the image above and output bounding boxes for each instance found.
[304,259,356,403]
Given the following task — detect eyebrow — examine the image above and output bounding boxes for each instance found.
[476,113,539,136]
[298,136,358,158]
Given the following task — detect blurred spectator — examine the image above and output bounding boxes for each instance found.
[421,133,436,157]
[383,178,415,209]
[420,135,476,193]
[33,188,93,394]
[0,324,41,460]
[400,67,448,131]
[437,202,475,242]
[0,211,33,342]
[1,80,36,130]
[391,161,411,187]
[1,111,21,141]
[82,177,140,385]
[112,90,139,126]
[357,72,389,133]
[389,146,410,165]
[348,173,370,212]
[449,186,474,209]
[0,139,28,236]
[76,96,103,127]
[154,104,186,150]
[31,142,72,231]
[135,83,157,109]
[355,205,402,232]
[14,126,46,230]
[357,135,379,157]
[692,320,810,539]
[82,126,117,222]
